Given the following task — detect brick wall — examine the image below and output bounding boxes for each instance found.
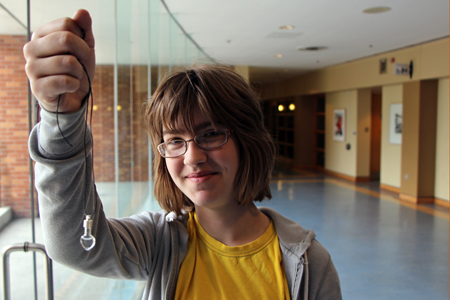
[132,66,150,182]
[91,65,149,182]
[0,35,150,218]
[0,35,35,218]
[91,65,115,181]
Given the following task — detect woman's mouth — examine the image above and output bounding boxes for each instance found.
[186,171,217,183]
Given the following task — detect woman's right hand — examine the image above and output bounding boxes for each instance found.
[23,9,96,113]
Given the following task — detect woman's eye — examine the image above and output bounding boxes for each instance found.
[202,131,222,138]
[167,139,183,145]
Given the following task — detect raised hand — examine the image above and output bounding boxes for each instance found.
[23,9,95,113]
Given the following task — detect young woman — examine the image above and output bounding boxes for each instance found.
[25,9,341,300]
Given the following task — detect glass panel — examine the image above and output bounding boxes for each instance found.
[116,0,134,219]
[1,0,214,298]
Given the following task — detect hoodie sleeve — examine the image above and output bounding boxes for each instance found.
[28,103,164,280]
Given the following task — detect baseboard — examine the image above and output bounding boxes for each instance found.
[323,169,370,182]
[399,193,435,204]
[434,198,450,208]
[293,164,319,171]
[380,184,400,194]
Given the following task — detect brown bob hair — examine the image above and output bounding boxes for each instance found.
[145,65,277,216]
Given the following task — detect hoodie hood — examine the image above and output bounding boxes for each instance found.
[259,206,315,256]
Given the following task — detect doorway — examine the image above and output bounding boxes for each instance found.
[370,89,382,180]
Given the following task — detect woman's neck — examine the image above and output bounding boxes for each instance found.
[195,203,271,246]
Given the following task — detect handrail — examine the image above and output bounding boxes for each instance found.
[2,242,54,300]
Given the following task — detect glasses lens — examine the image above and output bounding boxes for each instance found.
[162,140,186,157]
[196,130,227,149]
[159,130,229,158]
[157,144,166,157]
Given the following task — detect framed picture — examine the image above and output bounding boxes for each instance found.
[333,109,345,141]
[389,103,402,144]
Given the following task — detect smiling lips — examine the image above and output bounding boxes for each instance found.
[186,171,218,183]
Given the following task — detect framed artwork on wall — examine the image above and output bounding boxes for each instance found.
[389,103,402,144]
[333,109,345,141]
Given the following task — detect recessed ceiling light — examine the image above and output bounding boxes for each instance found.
[363,7,391,14]
[297,46,327,51]
[279,25,295,30]
[274,54,284,58]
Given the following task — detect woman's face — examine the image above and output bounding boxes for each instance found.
[162,108,240,211]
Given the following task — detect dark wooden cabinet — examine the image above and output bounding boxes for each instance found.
[313,95,326,168]
[275,99,295,159]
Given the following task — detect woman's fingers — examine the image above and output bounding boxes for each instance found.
[31,16,84,41]
[23,9,95,113]
[72,9,95,49]
[24,31,90,61]
[27,54,85,80]
[31,75,80,103]
[26,55,85,101]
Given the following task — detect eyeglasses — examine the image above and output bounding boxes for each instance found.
[157,129,232,158]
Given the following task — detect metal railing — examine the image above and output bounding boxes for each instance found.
[2,242,54,300]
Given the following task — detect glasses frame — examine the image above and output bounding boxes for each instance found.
[157,129,232,158]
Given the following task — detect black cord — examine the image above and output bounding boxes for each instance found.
[55,58,96,217]
[55,95,73,147]
[79,59,96,217]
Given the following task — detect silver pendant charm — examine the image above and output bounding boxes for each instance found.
[80,215,96,251]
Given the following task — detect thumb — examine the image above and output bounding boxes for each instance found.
[72,9,95,48]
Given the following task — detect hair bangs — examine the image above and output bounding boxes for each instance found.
[159,74,222,136]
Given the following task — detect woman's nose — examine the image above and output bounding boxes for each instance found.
[183,140,207,167]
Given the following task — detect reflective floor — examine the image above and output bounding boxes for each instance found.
[263,169,449,300]
[0,169,448,299]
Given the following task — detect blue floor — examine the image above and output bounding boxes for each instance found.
[261,169,449,300]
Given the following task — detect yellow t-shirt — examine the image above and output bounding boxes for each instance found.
[174,212,291,300]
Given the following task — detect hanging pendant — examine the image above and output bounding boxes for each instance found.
[80,215,96,251]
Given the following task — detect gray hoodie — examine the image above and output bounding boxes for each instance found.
[29,104,341,300]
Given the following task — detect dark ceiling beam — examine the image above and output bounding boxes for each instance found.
[0,2,27,30]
